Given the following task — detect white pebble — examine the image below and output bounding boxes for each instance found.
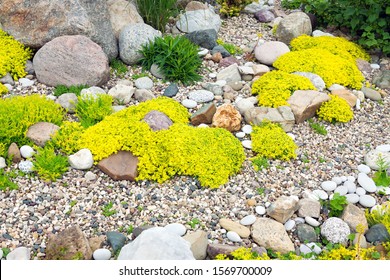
[334,185,348,196]
[164,223,186,236]
[284,219,295,231]
[321,181,337,191]
[215,80,227,87]
[198,49,209,57]
[198,123,209,128]
[93,249,111,260]
[0,157,6,169]
[18,160,34,173]
[18,78,34,87]
[376,144,390,152]
[235,132,245,138]
[294,217,305,224]
[255,206,266,215]
[341,176,347,182]
[240,215,256,226]
[344,181,357,193]
[241,140,252,149]
[346,193,360,204]
[181,99,197,109]
[312,189,328,200]
[305,216,320,227]
[287,133,296,140]
[242,125,253,134]
[331,177,343,185]
[20,145,35,158]
[299,244,312,255]
[306,242,322,255]
[356,187,366,196]
[357,173,377,193]
[347,176,356,182]
[208,73,217,78]
[359,195,376,208]
[370,63,380,69]
[357,164,371,174]
[227,231,242,242]
[265,202,271,208]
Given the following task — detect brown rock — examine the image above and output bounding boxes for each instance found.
[142,111,173,131]
[331,89,357,108]
[7,143,22,163]
[183,231,208,260]
[247,199,256,206]
[207,244,240,259]
[267,195,299,224]
[252,64,270,76]
[88,236,106,253]
[33,35,110,87]
[185,1,208,11]
[219,218,250,238]
[46,226,92,260]
[288,90,330,123]
[219,56,241,68]
[356,58,372,74]
[26,122,60,147]
[191,103,217,125]
[297,198,321,218]
[211,52,223,63]
[251,218,295,254]
[212,104,242,132]
[341,204,368,233]
[244,106,295,132]
[97,151,139,181]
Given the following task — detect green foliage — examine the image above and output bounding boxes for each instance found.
[2,248,11,257]
[308,118,327,135]
[0,29,32,80]
[102,201,117,217]
[139,35,202,85]
[216,39,243,55]
[53,84,89,97]
[321,193,348,217]
[187,218,201,229]
[251,70,315,107]
[126,225,134,235]
[256,187,265,196]
[0,170,18,191]
[366,202,390,233]
[50,121,85,155]
[372,154,390,187]
[281,0,302,9]
[301,0,390,54]
[0,83,8,96]
[0,94,64,148]
[317,95,354,123]
[75,94,113,128]
[217,0,253,17]
[33,146,69,182]
[135,0,178,32]
[110,58,128,77]
[251,122,298,161]
[251,156,270,171]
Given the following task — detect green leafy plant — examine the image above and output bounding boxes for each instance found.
[256,187,265,196]
[366,201,390,232]
[65,200,78,215]
[139,35,202,85]
[281,0,302,9]
[251,156,270,171]
[0,83,8,96]
[53,84,89,97]
[322,193,348,217]
[308,118,328,135]
[0,170,18,191]
[126,225,134,235]
[187,218,201,229]
[135,0,178,32]
[372,154,390,187]
[216,39,243,55]
[75,94,113,128]
[1,248,11,258]
[110,58,128,77]
[102,201,117,217]
[132,72,150,80]
[33,146,69,182]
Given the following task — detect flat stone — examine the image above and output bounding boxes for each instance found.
[242,124,253,134]
[361,87,382,101]
[305,216,320,227]
[266,195,299,224]
[312,189,328,200]
[254,41,290,65]
[183,231,208,260]
[227,231,242,242]
[8,143,22,164]
[241,140,252,149]
[296,224,318,243]
[219,218,250,238]
[189,90,214,103]
[26,122,60,147]
[182,99,197,109]
[357,173,377,193]
[164,223,186,236]
[235,132,245,138]
[240,215,256,226]
[298,198,321,218]
[244,106,295,132]
[164,83,179,97]
[321,217,350,245]
[97,151,139,181]
[345,194,360,204]
[321,181,337,191]
[341,204,368,233]
[359,195,376,208]
[68,148,93,170]
[93,248,111,260]
[331,89,358,107]
[288,90,330,123]
[143,110,173,131]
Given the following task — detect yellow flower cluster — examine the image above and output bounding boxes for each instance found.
[273,49,364,89]
[318,244,386,260]
[290,34,370,62]
[366,201,390,233]
[317,94,353,123]
[215,248,270,260]
[251,70,315,107]
[0,29,32,80]
[0,83,8,96]
[251,122,298,161]
[49,121,85,155]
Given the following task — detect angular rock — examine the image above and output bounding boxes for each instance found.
[106,231,127,253]
[143,111,173,131]
[0,0,118,60]
[254,41,290,65]
[134,89,154,102]
[118,227,195,260]
[365,224,390,243]
[252,64,270,76]
[97,151,139,181]
[185,1,208,11]
[183,231,208,260]
[176,8,221,33]
[251,218,295,254]
[26,122,60,147]
[132,225,154,240]
[212,104,242,132]
[6,247,30,260]
[244,106,295,132]
[276,11,312,45]
[217,63,242,83]
[88,236,105,253]
[293,72,326,91]
[185,29,218,50]
[267,195,299,224]
[219,57,241,68]
[0,73,14,85]
[236,98,255,115]
[8,143,22,163]
[341,204,368,233]
[191,103,216,125]
[46,226,92,260]
[56,93,78,113]
[33,35,110,87]
[331,89,358,107]
[68,148,94,170]
[321,217,350,245]
[288,90,330,123]
[361,86,382,101]
[119,23,162,65]
[356,58,372,74]
[364,149,390,170]
[108,84,135,104]
[297,198,321,218]
[219,218,250,238]
[254,9,275,23]
[206,244,240,260]
[296,223,318,243]
[372,70,390,89]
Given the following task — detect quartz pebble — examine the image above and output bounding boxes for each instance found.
[347,176,355,182]
[321,181,337,191]
[19,160,34,173]
[242,125,253,134]
[357,164,371,174]
[164,223,186,236]
[306,242,322,255]
[227,231,242,242]
[356,187,366,196]
[93,248,111,260]
[240,215,256,226]
[334,185,348,196]
[255,206,266,215]
[235,132,245,138]
[345,193,360,204]
[20,145,35,158]
[359,195,376,208]
[0,157,5,169]
[357,173,377,193]
[312,189,328,200]
[305,216,320,227]
[284,219,295,231]
[294,217,305,225]
[242,140,252,149]
[331,177,342,185]
[182,99,197,109]
[344,181,356,193]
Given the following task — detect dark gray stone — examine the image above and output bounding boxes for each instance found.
[164,83,179,97]
[254,9,275,23]
[143,110,173,131]
[211,45,231,58]
[365,224,390,243]
[185,29,218,50]
[106,231,127,252]
[132,225,154,240]
[296,223,318,243]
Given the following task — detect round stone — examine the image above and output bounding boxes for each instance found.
[364,149,390,170]
[344,181,357,193]
[370,64,380,69]
[294,217,305,224]
[376,144,390,152]
[235,132,245,138]
[334,185,348,196]
[331,176,343,185]
[134,77,153,89]
[242,125,253,134]
[242,140,252,149]
[164,223,186,236]
[284,219,295,231]
[198,49,209,57]
[255,206,266,215]
[321,217,350,245]
[305,216,320,227]
[227,231,242,242]
[321,181,337,191]
[312,189,328,200]
[20,145,35,158]
[287,133,296,140]
[93,248,111,260]
[341,176,347,182]
[188,90,214,103]
[359,195,376,208]
[357,173,377,193]
[356,187,366,196]
[18,160,34,173]
[299,244,312,255]
[345,193,360,204]
[240,215,256,226]
[347,176,356,182]
[181,99,197,109]
[357,164,371,174]
[306,242,322,255]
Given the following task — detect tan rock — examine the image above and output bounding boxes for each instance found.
[88,236,106,253]
[212,104,242,132]
[341,203,369,233]
[276,12,312,45]
[191,103,217,125]
[183,231,208,260]
[244,106,295,132]
[185,1,208,11]
[97,151,139,181]
[7,143,22,163]
[211,52,223,63]
[331,89,357,108]
[252,64,270,76]
[267,195,299,224]
[26,122,60,147]
[288,90,330,123]
[297,198,321,218]
[219,218,250,238]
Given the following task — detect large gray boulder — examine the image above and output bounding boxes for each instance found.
[0,0,118,60]
[176,8,221,33]
[276,11,312,45]
[119,23,162,65]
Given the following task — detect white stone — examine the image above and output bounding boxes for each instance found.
[287,133,295,140]
[295,217,305,224]
[305,216,320,227]
[370,64,380,69]
[364,149,390,170]
[176,9,221,33]
[242,124,253,134]
[357,164,371,174]
[254,41,290,65]
[345,193,360,204]
[188,90,214,103]
[331,176,343,185]
[334,185,348,196]
[209,73,217,78]
[356,98,361,110]
[312,189,328,200]
[164,223,187,236]
[284,219,295,231]
[80,86,106,99]
[198,49,209,57]
[6,247,30,260]
[328,84,345,91]
[359,195,376,208]
[18,160,33,173]
[242,140,252,149]
[93,248,111,260]
[0,157,6,169]
[341,176,347,182]
[118,227,194,260]
[344,181,357,193]
[312,30,334,37]
[240,215,256,226]
[377,186,390,195]
[376,145,390,152]
[255,206,266,215]
[265,201,271,208]
[182,99,197,109]
[108,84,135,104]
[68,148,93,170]
[198,124,209,128]
[321,217,350,245]
[85,171,97,181]
[347,176,356,182]
[18,78,34,87]
[134,77,153,89]
[306,242,322,255]
[321,181,337,191]
[235,132,245,138]
[299,244,313,255]
[214,80,227,87]
[20,145,35,158]
[357,173,377,193]
[356,187,366,196]
[0,248,3,259]
[227,231,242,242]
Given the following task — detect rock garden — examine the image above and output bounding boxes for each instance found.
[0,0,389,260]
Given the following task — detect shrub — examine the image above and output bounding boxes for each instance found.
[251,122,298,161]
[75,94,113,128]
[366,202,390,233]
[217,0,253,17]
[274,49,364,89]
[139,35,202,85]
[281,0,302,9]
[49,121,85,155]
[251,70,315,107]
[0,29,32,80]
[53,84,89,97]
[0,94,64,148]
[0,83,8,96]
[33,146,69,182]
[316,95,353,123]
[0,170,18,191]
[135,0,178,32]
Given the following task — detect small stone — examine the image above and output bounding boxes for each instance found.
[183,231,208,260]
[226,231,242,242]
[219,218,250,238]
[108,84,135,104]
[370,64,380,69]
[188,90,214,103]
[359,195,376,208]
[150,64,165,79]
[134,89,154,102]
[341,204,368,233]
[93,248,111,260]
[357,164,371,174]
[299,244,313,255]
[312,189,328,200]
[295,217,305,224]
[56,93,78,113]
[19,160,34,173]
[328,84,345,91]
[134,77,153,89]
[331,176,343,185]
[306,242,322,255]
[305,216,320,227]
[182,99,197,109]
[365,224,390,243]
[164,223,186,236]
[235,132,245,138]
[80,87,106,98]
[198,49,209,57]
[296,223,318,243]
[321,181,337,191]
[20,145,35,158]
[356,187,366,196]
[365,149,390,170]
[267,195,299,224]
[8,143,22,163]
[6,247,30,260]
[85,171,97,181]
[344,181,357,193]
[361,86,382,101]
[190,103,216,125]
[242,140,252,149]
[347,176,356,182]
[284,219,295,231]
[254,41,290,65]
[26,122,60,147]
[240,215,256,226]
[334,185,348,196]
[0,157,6,169]
[68,149,94,170]
[341,176,347,182]
[345,193,360,204]
[106,231,127,252]
[357,173,377,193]
[353,234,367,249]
[298,198,321,218]
[255,206,266,215]
[18,78,34,87]
[164,83,179,97]
[242,125,253,134]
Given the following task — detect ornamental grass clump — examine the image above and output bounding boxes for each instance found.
[135,0,178,32]
[273,49,364,89]
[366,202,390,233]
[0,29,32,80]
[316,94,353,123]
[251,122,298,161]
[251,70,315,107]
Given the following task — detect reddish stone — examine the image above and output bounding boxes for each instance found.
[97,151,139,181]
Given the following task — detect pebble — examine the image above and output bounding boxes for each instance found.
[0,157,6,169]
[240,215,256,226]
[287,133,296,140]
[93,248,111,260]
[312,189,328,200]
[134,77,153,89]
[334,185,348,196]
[370,64,380,69]
[18,160,34,173]
[305,216,320,227]
[0,248,3,259]
[18,78,34,87]
[347,176,355,182]
[163,83,179,97]
[356,187,366,196]
[255,206,266,215]
[209,73,217,79]
[376,145,390,152]
[295,217,305,224]
[235,132,245,138]
[357,164,371,174]
[182,99,197,109]
[299,244,313,255]
[164,223,186,236]
[188,90,214,103]
[226,231,242,242]
[359,195,376,208]
[284,219,295,231]
[331,177,343,185]
[241,140,252,149]
[85,171,97,181]
[198,49,209,57]
[20,145,35,158]
[242,125,253,134]
[340,176,347,182]
[357,173,377,193]
[345,193,360,204]
[344,181,356,193]
[321,181,337,191]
